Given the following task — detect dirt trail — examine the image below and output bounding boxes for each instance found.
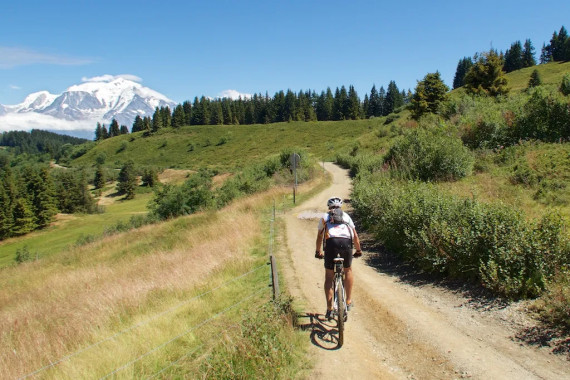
[280,163,569,380]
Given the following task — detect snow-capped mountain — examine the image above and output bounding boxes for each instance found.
[0,75,177,135]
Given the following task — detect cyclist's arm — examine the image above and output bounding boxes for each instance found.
[351,226,362,253]
[316,227,325,253]
[316,218,325,254]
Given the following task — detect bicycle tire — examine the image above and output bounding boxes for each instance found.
[336,276,345,347]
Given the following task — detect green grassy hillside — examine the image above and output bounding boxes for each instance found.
[505,61,570,92]
[72,119,385,171]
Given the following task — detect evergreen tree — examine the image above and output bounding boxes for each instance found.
[95,122,104,141]
[161,106,172,128]
[410,71,449,120]
[347,85,361,120]
[0,186,14,239]
[362,94,370,118]
[377,86,386,116]
[0,164,15,239]
[94,165,106,189]
[464,51,510,97]
[152,107,163,132]
[221,100,233,125]
[551,26,568,61]
[11,198,36,236]
[33,167,58,228]
[384,81,403,115]
[522,39,536,67]
[171,104,185,128]
[503,41,524,73]
[453,57,474,89]
[528,69,542,88]
[142,167,159,187]
[244,101,255,124]
[143,116,152,133]
[560,73,570,96]
[283,90,297,122]
[52,170,96,214]
[540,42,551,64]
[368,85,379,117]
[109,119,120,137]
[101,125,109,140]
[210,101,223,125]
[182,100,192,125]
[117,160,137,200]
[120,125,129,135]
[316,90,329,121]
[132,115,144,133]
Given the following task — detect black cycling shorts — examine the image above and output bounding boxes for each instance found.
[324,237,352,270]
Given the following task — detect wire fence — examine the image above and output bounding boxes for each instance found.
[19,204,281,380]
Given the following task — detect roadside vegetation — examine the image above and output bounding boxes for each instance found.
[0,186,315,379]
[342,60,570,334]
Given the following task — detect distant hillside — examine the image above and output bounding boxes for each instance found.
[70,118,386,171]
[505,61,570,92]
[0,129,89,157]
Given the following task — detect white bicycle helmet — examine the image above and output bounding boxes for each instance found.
[327,197,343,208]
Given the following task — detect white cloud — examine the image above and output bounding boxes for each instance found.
[9,85,21,90]
[217,89,252,100]
[0,46,93,68]
[81,74,142,83]
[0,112,95,135]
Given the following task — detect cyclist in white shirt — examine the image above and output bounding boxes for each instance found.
[315,197,362,319]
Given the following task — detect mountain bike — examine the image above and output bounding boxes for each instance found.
[332,255,347,347]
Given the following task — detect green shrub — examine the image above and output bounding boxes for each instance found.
[560,73,570,96]
[352,174,570,298]
[384,127,474,182]
[513,88,570,142]
[149,170,215,220]
[14,246,32,263]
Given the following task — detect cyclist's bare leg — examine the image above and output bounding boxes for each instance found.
[345,267,353,306]
[324,268,334,311]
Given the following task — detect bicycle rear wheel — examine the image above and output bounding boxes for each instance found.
[336,276,345,347]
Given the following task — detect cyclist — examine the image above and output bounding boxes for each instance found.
[315,197,362,319]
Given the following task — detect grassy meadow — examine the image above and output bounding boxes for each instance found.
[71,119,383,171]
[0,181,324,379]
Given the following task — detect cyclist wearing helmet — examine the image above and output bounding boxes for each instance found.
[315,197,362,319]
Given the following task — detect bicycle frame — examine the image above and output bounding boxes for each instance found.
[333,255,346,346]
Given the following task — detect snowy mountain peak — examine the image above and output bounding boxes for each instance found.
[0,75,177,132]
[8,91,57,113]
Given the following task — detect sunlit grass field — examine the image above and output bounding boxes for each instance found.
[506,60,570,92]
[72,118,385,171]
[0,179,323,379]
[0,191,152,268]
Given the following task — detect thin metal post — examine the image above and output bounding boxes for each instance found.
[269,255,279,299]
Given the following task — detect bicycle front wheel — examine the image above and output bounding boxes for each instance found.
[336,276,345,347]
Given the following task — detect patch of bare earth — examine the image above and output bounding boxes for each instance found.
[280,163,570,379]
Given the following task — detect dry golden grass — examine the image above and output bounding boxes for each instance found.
[0,185,294,379]
[157,168,195,184]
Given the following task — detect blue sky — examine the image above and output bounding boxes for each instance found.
[1,0,569,105]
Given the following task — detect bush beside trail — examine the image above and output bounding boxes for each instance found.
[352,174,570,299]
[150,149,316,220]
